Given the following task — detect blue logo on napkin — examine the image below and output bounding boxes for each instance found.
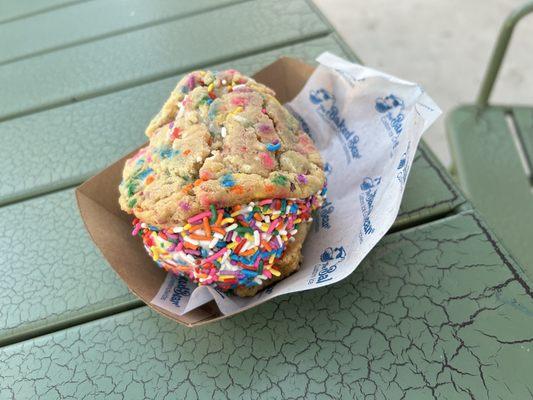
[359,176,382,238]
[307,246,346,285]
[170,275,192,308]
[324,162,333,176]
[396,143,411,187]
[320,246,346,263]
[319,198,334,230]
[309,88,361,161]
[375,94,405,150]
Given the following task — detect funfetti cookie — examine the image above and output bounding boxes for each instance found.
[119,69,326,297]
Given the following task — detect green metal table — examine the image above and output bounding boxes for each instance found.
[0,1,530,399]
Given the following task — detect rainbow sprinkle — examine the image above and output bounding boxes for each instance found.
[132,187,326,293]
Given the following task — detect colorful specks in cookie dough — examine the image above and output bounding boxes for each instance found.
[133,187,326,293]
[231,96,248,107]
[187,74,196,91]
[266,140,281,152]
[230,185,245,194]
[259,152,275,169]
[158,148,180,159]
[169,126,181,140]
[272,174,288,186]
[220,173,235,188]
[120,163,154,204]
[179,201,191,211]
[297,174,308,184]
[257,122,273,134]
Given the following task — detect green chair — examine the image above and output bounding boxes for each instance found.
[447,1,533,275]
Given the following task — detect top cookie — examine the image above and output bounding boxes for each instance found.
[119,69,325,228]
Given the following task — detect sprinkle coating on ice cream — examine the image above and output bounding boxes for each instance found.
[132,192,325,296]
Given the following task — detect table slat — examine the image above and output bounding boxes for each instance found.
[0,0,329,122]
[0,0,83,24]
[2,211,531,399]
[0,0,243,65]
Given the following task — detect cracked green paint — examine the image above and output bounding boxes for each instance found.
[0,189,136,345]
[1,211,531,399]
